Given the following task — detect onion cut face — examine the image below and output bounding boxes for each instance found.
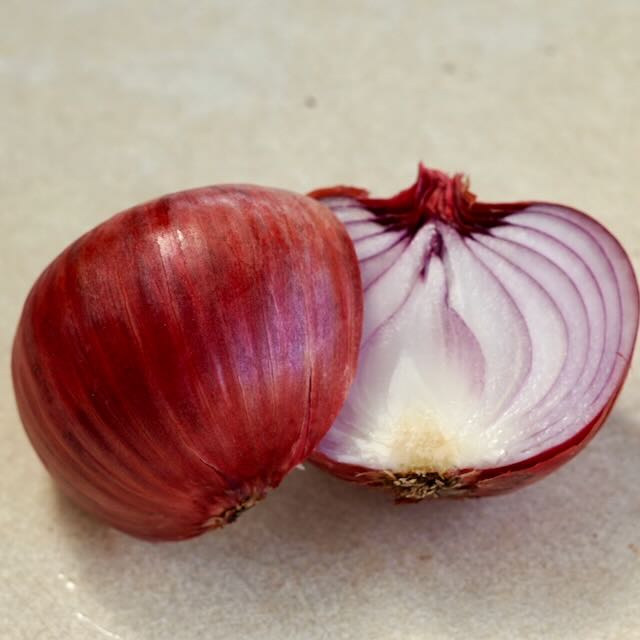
[310,166,639,499]
[12,185,362,540]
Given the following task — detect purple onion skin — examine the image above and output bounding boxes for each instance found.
[13,185,363,539]
[308,167,639,500]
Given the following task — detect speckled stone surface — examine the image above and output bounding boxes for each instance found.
[1,2,639,639]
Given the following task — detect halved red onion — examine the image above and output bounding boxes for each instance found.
[310,165,639,499]
[12,185,362,539]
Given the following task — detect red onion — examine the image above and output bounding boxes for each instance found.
[12,185,363,540]
[310,165,639,499]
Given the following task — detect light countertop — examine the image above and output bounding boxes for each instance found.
[1,2,639,639]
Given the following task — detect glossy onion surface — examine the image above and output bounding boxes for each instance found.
[13,185,363,539]
[310,166,638,500]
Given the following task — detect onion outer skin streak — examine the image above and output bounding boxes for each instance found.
[309,165,639,500]
[12,185,363,540]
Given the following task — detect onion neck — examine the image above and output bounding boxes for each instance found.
[412,165,476,228]
[359,164,513,235]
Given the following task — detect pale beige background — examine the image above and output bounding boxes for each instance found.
[1,1,639,639]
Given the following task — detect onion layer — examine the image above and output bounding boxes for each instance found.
[12,185,362,539]
[310,166,638,499]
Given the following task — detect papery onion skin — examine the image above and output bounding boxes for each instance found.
[309,167,638,501]
[12,185,362,540]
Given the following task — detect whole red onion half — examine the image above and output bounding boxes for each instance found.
[310,165,639,500]
[12,185,362,540]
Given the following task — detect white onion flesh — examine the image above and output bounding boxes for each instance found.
[317,198,638,472]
